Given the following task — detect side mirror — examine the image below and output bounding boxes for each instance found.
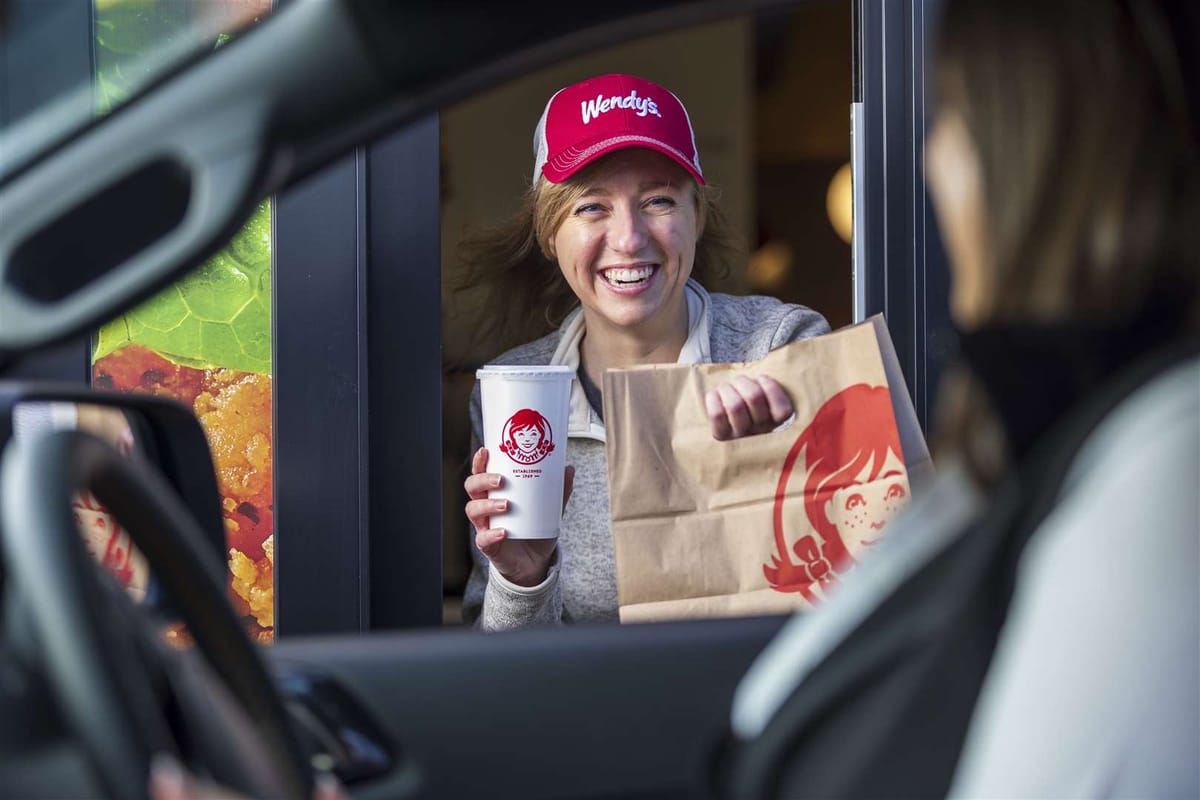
[0,382,227,601]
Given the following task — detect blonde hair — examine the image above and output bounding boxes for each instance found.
[449,157,741,363]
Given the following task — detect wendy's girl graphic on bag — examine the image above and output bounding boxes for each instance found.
[763,383,910,604]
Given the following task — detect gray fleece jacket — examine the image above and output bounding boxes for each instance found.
[463,280,830,630]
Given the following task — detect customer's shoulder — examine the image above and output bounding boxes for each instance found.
[1075,355,1199,474]
[489,329,563,366]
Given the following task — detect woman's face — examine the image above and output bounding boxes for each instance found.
[822,448,910,549]
[550,149,698,337]
[925,108,989,328]
[513,425,540,454]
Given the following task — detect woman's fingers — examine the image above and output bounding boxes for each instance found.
[731,375,773,426]
[116,426,136,457]
[314,773,350,800]
[464,471,503,499]
[475,527,508,559]
[465,450,504,499]
[468,449,565,586]
[148,756,189,800]
[466,497,508,531]
[465,448,507,531]
[720,383,753,437]
[150,752,347,800]
[471,447,488,475]
[148,754,243,800]
[714,382,754,438]
[755,375,794,424]
[706,375,795,440]
[706,389,734,441]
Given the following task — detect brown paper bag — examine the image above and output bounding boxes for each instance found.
[602,315,931,623]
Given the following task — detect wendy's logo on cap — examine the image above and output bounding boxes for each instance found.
[500,408,556,465]
[534,73,704,185]
[581,90,661,125]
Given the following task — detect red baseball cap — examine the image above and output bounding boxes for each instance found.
[533,74,705,186]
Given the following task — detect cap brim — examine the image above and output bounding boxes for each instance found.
[541,135,705,185]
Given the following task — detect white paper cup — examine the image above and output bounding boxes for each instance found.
[476,365,573,539]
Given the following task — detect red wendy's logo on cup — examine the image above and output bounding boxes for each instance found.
[500,408,556,465]
[762,384,910,605]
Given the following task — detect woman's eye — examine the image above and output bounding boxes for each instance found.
[845,493,866,510]
[645,196,676,210]
[886,484,907,500]
[574,202,605,215]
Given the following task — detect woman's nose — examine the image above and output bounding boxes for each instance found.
[607,205,649,255]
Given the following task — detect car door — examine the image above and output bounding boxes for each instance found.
[1,0,951,796]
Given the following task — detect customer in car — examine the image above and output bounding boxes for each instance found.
[459,74,830,630]
[724,0,1198,797]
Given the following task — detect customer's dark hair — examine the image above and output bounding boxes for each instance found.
[932,0,1199,483]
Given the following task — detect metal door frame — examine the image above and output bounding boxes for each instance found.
[853,0,952,433]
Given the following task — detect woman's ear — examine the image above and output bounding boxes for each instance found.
[540,223,557,260]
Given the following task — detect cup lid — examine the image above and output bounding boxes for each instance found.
[476,364,574,380]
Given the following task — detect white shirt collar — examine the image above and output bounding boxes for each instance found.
[550,278,712,441]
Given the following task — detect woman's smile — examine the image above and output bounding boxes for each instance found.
[551,149,698,335]
[598,263,659,294]
[514,428,540,452]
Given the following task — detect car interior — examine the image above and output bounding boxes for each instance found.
[0,1,952,798]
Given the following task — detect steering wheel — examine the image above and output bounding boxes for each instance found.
[0,430,313,799]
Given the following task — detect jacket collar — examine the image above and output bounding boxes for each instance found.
[549,278,712,441]
[959,294,1192,464]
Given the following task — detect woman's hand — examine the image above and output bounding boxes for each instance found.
[465,448,574,588]
[149,755,346,800]
[76,404,135,456]
[705,375,794,441]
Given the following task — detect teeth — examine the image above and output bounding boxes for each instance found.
[604,266,654,284]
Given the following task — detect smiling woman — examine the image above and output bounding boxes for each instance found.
[453,74,831,630]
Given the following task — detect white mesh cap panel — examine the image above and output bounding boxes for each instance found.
[531,87,564,185]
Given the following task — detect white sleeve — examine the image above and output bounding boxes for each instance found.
[949,362,1200,799]
[12,401,78,441]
